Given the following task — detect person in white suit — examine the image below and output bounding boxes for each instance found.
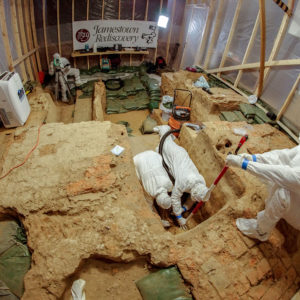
[226,145,300,241]
[134,150,173,227]
[154,125,209,227]
[49,53,85,102]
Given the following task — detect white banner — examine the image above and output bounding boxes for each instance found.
[72,20,158,50]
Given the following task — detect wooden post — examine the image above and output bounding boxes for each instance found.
[141,0,149,62]
[24,0,39,80]
[72,0,76,68]
[17,0,34,80]
[43,0,50,70]
[130,0,136,66]
[9,0,27,80]
[276,74,300,120]
[0,0,14,71]
[30,0,42,72]
[165,0,176,64]
[194,0,216,66]
[255,0,293,95]
[118,0,121,20]
[217,0,242,77]
[234,12,260,87]
[257,0,266,98]
[57,0,61,55]
[145,0,149,20]
[87,0,90,70]
[102,0,105,20]
[203,0,225,69]
[154,0,163,63]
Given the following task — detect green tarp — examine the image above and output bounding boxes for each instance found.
[136,266,192,300]
[0,220,31,299]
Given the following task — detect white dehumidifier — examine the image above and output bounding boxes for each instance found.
[0,71,31,128]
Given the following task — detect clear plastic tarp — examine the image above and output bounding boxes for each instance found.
[182,0,300,134]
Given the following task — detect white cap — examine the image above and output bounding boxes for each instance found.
[156,192,171,209]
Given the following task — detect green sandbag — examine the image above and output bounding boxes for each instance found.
[0,221,19,255]
[136,266,192,300]
[0,220,30,298]
[239,103,256,117]
[0,244,31,298]
[149,101,159,110]
[0,280,18,300]
[140,115,157,134]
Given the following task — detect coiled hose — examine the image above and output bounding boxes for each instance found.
[158,129,180,183]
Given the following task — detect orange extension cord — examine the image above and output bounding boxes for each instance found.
[0,124,43,181]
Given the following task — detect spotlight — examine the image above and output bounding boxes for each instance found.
[158,15,169,28]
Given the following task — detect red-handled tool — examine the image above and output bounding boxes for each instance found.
[185,134,248,223]
[235,134,248,154]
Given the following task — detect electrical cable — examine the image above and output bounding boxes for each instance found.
[0,124,43,181]
[158,129,180,183]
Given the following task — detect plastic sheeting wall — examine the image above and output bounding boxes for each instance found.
[33,0,186,71]
[0,0,36,80]
[182,0,300,135]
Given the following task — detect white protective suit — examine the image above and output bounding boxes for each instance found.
[49,53,84,102]
[133,150,173,210]
[154,125,209,226]
[226,145,300,241]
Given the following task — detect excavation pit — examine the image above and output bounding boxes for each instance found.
[62,257,152,300]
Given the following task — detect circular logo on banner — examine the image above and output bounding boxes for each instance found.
[76,29,90,43]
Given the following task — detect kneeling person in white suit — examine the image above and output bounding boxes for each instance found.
[154,125,209,227]
[226,145,300,241]
[134,150,173,227]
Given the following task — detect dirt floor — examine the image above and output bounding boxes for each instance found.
[104,110,150,136]
[0,75,300,299]
[62,258,151,300]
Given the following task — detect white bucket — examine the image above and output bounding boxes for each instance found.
[160,102,172,121]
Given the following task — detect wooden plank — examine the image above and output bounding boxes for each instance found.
[203,0,225,69]
[154,0,164,63]
[257,0,266,98]
[0,0,14,71]
[165,0,176,64]
[24,0,39,80]
[276,74,300,120]
[13,48,37,67]
[194,0,216,65]
[206,59,300,73]
[43,0,50,70]
[57,0,61,55]
[30,0,42,71]
[234,12,260,87]
[9,0,27,80]
[71,50,149,57]
[217,0,242,77]
[255,0,292,95]
[17,0,34,80]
